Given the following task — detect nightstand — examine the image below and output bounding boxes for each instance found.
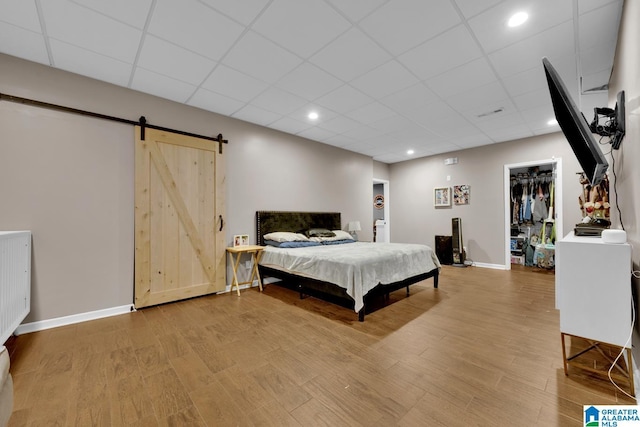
[226,245,265,296]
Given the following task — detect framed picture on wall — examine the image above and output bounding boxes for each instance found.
[434,187,451,207]
[454,185,470,205]
[233,234,249,247]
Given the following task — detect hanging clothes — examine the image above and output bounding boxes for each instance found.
[532,183,548,223]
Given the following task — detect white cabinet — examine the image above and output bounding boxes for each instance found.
[556,231,631,347]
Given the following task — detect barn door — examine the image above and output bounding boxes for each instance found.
[134,126,225,308]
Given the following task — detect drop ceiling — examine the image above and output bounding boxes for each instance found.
[0,0,623,163]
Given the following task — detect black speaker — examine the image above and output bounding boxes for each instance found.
[435,235,453,265]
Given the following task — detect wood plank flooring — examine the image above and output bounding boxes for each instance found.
[4,265,635,426]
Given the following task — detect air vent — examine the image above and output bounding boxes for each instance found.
[476,108,504,118]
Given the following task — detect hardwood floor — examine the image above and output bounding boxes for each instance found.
[4,265,635,426]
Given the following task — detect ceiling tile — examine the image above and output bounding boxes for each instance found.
[578,1,622,53]
[201,65,268,102]
[138,35,216,85]
[317,115,361,134]
[250,87,308,115]
[346,102,396,125]
[578,0,622,15]
[488,21,575,78]
[342,124,383,140]
[484,124,533,142]
[296,126,336,141]
[276,62,343,101]
[73,0,152,29]
[359,0,461,55]
[231,104,282,126]
[222,31,303,83]
[199,0,270,26]
[188,87,246,116]
[252,0,351,58]
[40,0,142,63]
[453,0,502,19]
[148,0,244,61]
[381,83,439,115]
[0,23,49,65]
[308,28,391,82]
[131,67,197,103]
[314,84,373,114]
[268,116,313,134]
[501,65,549,98]
[512,90,552,112]
[426,57,497,98]
[468,0,572,54]
[325,0,387,22]
[446,81,509,113]
[50,39,132,86]
[350,60,419,100]
[398,24,483,80]
[286,104,339,125]
[0,0,41,31]
[368,115,415,133]
[323,134,358,149]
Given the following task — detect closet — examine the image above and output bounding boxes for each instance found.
[508,162,557,268]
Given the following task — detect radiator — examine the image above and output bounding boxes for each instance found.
[0,231,31,345]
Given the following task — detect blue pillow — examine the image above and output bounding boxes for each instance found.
[265,240,321,248]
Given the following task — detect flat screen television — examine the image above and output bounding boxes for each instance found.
[542,57,608,186]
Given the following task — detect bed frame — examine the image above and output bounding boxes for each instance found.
[256,211,439,321]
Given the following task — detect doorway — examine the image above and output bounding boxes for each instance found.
[503,158,563,269]
[373,178,390,243]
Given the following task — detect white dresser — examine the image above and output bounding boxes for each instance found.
[555,231,633,394]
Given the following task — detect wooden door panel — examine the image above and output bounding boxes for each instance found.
[135,127,225,308]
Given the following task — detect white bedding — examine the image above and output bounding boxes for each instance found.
[260,242,441,312]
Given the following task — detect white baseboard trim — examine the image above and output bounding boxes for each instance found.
[15,304,135,336]
[471,262,507,270]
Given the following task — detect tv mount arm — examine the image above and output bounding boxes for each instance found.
[588,90,626,150]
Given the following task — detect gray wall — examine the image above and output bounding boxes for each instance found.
[0,53,373,323]
[608,1,640,358]
[389,133,584,266]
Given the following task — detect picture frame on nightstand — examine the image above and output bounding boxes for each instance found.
[233,234,249,247]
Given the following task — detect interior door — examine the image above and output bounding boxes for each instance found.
[134,126,225,308]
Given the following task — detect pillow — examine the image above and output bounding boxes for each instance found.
[321,239,355,245]
[263,232,309,243]
[305,228,336,238]
[332,230,354,241]
[277,241,322,248]
[310,230,354,242]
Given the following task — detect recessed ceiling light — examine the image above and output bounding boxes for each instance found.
[407,149,414,155]
[508,11,528,27]
[308,111,319,120]
[548,118,558,126]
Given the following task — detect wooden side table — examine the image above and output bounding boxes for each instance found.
[226,245,265,296]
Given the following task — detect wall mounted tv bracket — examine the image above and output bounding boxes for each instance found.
[589,90,626,150]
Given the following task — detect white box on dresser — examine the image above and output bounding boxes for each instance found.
[555,231,632,347]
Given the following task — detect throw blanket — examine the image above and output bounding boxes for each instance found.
[260,242,441,312]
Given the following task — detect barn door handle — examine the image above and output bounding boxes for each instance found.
[219,215,224,231]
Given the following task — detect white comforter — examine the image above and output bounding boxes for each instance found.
[260,242,441,312]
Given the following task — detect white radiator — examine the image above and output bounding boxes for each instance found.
[0,231,31,344]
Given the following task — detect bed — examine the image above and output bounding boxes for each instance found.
[256,211,440,321]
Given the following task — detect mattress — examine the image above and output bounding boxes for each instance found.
[260,242,441,312]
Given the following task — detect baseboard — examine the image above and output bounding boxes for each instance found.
[471,262,508,270]
[14,304,135,336]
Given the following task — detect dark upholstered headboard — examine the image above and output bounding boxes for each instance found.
[256,211,341,246]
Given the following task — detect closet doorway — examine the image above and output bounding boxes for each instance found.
[373,178,390,243]
[503,158,563,270]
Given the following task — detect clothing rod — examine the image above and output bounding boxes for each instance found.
[0,92,228,145]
